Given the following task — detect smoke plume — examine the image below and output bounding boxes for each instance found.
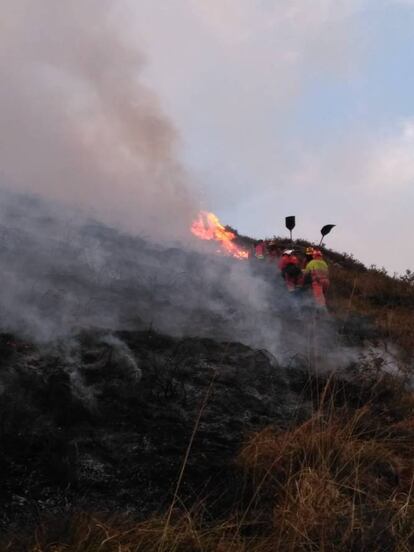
[0,0,197,240]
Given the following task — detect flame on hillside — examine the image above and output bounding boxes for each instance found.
[191,211,249,260]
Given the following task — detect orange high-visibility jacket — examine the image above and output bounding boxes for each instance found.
[278,255,300,271]
[255,243,265,258]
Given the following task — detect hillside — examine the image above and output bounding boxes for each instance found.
[234,229,414,359]
[1,196,414,551]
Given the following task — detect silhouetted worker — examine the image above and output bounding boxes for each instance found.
[303,249,330,308]
[267,240,280,263]
[255,240,265,260]
[279,249,302,292]
[301,246,315,288]
[303,247,315,268]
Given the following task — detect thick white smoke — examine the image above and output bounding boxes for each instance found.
[0,0,198,240]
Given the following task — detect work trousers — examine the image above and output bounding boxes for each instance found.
[312,278,329,306]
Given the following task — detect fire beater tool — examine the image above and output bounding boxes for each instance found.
[319,224,336,246]
[285,216,296,243]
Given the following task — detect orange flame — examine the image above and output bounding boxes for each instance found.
[191,211,249,260]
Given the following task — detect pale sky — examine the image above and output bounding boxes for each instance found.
[127,0,414,274]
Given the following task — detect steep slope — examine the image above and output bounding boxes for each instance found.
[0,192,413,550]
[234,228,414,358]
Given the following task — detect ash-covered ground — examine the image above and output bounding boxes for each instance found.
[0,330,311,530]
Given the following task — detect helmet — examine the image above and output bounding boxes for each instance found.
[305,247,314,256]
[313,249,323,259]
[282,249,294,255]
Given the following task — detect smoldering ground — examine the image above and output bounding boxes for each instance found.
[0,195,401,535]
[0,189,283,348]
[0,186,364,375]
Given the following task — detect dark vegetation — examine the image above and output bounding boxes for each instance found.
[1,222,414,551]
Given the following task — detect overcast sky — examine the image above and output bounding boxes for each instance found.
[125,0,414,274]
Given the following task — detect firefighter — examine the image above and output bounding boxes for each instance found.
[304,247,315,268]
[279,249,302,292]
[303,249,330,308]
[255,240,265,260]
[301,246,315,288]
[267,240,280,263]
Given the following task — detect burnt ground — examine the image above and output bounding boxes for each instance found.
[0,192,405,539]
[0,330,313,532]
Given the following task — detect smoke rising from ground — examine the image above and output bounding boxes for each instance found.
[0,188,320,363]
[0,188,394,379]
[0,190,287,350]
[0,0,197,241]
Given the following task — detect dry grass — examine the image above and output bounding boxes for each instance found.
[269,237,414,354]
[329,264,414,354]
[238,374,414,552]
[1,512,262,552]
[5,374,414,552]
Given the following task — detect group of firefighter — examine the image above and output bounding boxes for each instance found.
[253,240,330,309]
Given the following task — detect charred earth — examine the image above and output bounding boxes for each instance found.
[0,330,310,531]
